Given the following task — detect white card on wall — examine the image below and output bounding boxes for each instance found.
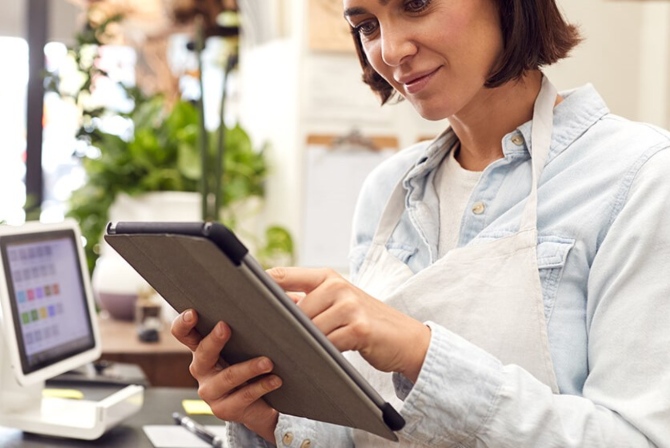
[301,134,397,273]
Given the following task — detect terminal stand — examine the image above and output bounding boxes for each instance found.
[0,334,144,440]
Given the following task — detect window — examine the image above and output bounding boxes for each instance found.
[0,37,28,224]
[42,42,87,223]
[0,32,233,226]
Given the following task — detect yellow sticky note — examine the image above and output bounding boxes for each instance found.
[43,388,84,400]
[182,399,214,415]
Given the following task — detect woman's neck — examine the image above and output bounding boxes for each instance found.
[449,70,544,171]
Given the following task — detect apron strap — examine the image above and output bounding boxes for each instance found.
[372,178,410,247]
[519,76,557,232]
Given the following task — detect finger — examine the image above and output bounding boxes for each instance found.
[228,374,283,414]
[267,267,337,294]
[328,324,370,357]
[190,322,231,377]
[326,324,365,353]
[206,375,282,427]
[171,309,202,351]
[297,275,353,320]
[286,292,304,304]
[198,357,277,402]
[310,299,352,336]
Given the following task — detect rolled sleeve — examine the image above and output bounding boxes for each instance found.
[273,414,353,447]
[228,422,276,447]
[228,414,353,447]
[399,322,504,446]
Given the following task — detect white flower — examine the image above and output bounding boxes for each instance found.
[57,54,88,97]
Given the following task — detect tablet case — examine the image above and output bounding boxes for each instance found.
[104,222,404,441]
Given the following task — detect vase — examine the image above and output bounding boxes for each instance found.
[92,192,201,321]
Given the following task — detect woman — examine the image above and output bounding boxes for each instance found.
[172,0,670,446]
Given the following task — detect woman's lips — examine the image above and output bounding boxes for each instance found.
[402,68,440,94]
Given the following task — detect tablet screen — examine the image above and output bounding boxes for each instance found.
[0,229,96,375]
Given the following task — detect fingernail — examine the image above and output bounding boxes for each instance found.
[258,357,272,371]
[214,322,226,338]
[183,310,194,323]
[267,376,282,389]
[266,267,284,280]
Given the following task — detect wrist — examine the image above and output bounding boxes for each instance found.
[398,323,431,383]
[246,409,279,443]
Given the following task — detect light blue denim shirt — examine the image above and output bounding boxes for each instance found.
[230,84,670,447]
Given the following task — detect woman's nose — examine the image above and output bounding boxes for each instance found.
[380,25,417,67]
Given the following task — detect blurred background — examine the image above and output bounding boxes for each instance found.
[0,0,668,272]
[0,0,668,389]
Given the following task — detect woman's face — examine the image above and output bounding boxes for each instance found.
[343,0,504,121]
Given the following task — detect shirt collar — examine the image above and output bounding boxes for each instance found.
[405,83,611,185]
[516,83,610,160]
[404,127,457,186]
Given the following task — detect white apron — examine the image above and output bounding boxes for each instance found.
[350,77,560,447]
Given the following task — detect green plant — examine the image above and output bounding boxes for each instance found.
[54,13,294,273]
[68,91,277,272]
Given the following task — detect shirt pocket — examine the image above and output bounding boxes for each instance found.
[386,243,417,265]
[536,237,575,322]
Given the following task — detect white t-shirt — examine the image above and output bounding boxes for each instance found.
[433,145,482,257]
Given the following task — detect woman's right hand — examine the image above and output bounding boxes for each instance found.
[171,309,283,442]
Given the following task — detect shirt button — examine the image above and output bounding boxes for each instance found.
[472,202,486,215]
[300,440,312,448]
[511,134,524,146]
[282,432,294,445]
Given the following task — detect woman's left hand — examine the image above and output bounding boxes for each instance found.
[267,267,431,382]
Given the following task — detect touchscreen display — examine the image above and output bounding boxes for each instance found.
[1,230,95,374]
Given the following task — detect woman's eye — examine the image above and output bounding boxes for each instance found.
[353,20,379,37]
[405,0,431,13]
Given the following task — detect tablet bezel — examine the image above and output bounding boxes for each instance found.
[0,220,101,386]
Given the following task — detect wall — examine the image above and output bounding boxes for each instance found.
[0,0,80,43]
[545,0,670,128]
[637,2,670,127]
[0,0,24,38]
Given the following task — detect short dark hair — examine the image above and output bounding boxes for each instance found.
[351,0,583,104]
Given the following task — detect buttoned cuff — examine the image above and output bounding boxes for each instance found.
[228,421,277,447]
[398,321,504,446]
[274,413,352,447]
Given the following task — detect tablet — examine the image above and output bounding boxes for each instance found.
[104,221,404,441]
[0,220,100,386]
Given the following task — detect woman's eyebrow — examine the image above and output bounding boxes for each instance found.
[344,6,367,18]
[344,0,391,18]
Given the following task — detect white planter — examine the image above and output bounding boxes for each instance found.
[92,191,201,321]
